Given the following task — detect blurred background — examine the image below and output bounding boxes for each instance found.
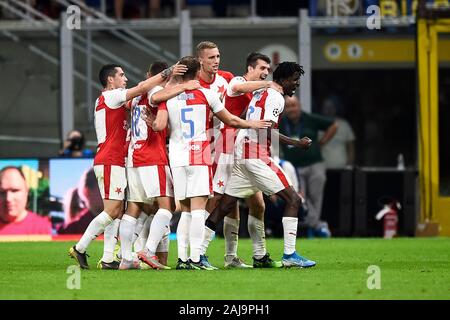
[0,0,449,238]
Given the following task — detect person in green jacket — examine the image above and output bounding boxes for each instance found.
[279,96,337,238]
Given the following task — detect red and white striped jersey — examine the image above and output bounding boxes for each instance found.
[94,89,128,166]
[199,70,234,99]
[199,70,233,143]
[224,76,252,123]
[234,88,285,160]
[159,88,224,168]
[127,86,168,167]
[216,76,252,155]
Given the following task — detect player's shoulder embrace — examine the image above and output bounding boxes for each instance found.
[199,86,219,97]
[267,87,284,99]
[218,70,234,83]
[102,88,128,108]
[102,88,126,96]
[230,76,245,84]
[266,88,285,107]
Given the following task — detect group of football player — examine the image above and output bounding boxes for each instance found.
[68,41,317,270]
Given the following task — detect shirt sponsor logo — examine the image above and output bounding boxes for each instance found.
[178,93,195,101]
[189,144,201,151]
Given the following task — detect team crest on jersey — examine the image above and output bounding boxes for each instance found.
[253,90,264,101]
[272,108,281,117]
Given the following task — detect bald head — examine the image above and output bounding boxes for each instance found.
[322,98,337,117]
[284,96,302,123]
[0,167,29,223]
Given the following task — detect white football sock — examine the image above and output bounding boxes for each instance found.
[145,208,172,256]
[282,217,298,255]
[248,215,267,259]
[131,212,148,244]
[200,226,215,256]
[102,218,120,263]
[76,211,113,253]
[224,217,239,259]
[189,210,205,263]
[157,228,170,253]
[134,214,153,253]
[119,214,137,261]
[176,212,191,262]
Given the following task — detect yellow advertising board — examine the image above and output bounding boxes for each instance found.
[324,39,450,62]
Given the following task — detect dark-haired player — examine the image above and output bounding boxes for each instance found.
[203,62,316,268]
[68,63,186,269]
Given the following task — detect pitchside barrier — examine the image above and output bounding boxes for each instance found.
[352,167,418,237]
[0,158,419,239]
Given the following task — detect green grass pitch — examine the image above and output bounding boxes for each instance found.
[1,238,449,300]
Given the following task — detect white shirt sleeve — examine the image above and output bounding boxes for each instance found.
[340,119,356,142]
[263,89,285,123]
[103,88,128,109]
[147,86,164,108]
[202,88,225,114]
[226,76,246,97]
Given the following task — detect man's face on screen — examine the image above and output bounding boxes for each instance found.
[84,184,103,215]
[0,169,29,223]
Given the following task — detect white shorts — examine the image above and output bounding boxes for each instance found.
[212,153,234,194]
[225,158,292,198]
[171,165,213,201]
[127,165,174,203]
[93,165,127,201]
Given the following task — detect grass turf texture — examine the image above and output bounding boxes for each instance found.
[0,238,449,299]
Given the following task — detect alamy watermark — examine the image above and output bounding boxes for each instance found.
[66,265,81,290]
[66,5,81,30]
[366,5,381,30]
[366,265,381,290]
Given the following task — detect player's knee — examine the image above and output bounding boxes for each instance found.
[219,198,236,216]
[251,200,265,216]
[286,193,302,211]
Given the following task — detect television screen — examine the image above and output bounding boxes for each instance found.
[49,158,102,235]
[0,159,52,238]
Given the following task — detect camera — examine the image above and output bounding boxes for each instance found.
[68,136,84,151]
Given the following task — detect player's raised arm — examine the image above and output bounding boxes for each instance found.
[204,85,270,129]
[126,63,188,101]
[231,80,280,95]
[150,80,201,105]
[214,109,271,129]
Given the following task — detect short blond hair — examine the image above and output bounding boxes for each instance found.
[196,41,218,57]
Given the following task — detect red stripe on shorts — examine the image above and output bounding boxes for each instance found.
[209,166,213,194]
[267,160,290,188]
[212,162,218,176]
[158,165,167,197]
[104,165,111,199]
